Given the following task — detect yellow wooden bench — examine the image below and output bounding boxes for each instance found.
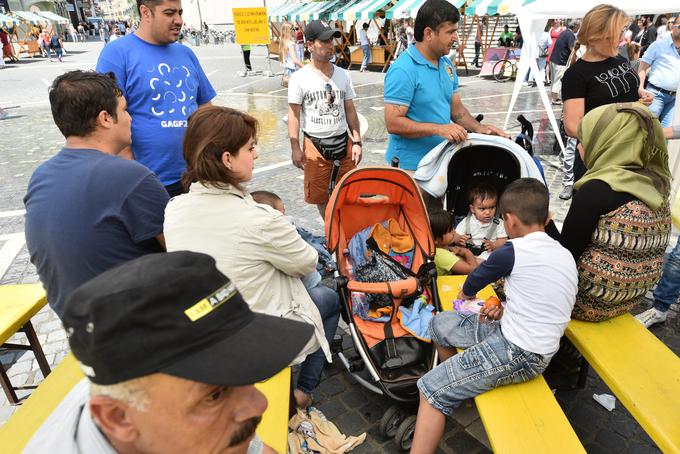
[0,284,51,404]
[0,353,291,454]
[437,276,585,453]
[566,314,680,453]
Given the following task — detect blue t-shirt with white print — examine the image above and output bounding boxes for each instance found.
[96,34,216,186]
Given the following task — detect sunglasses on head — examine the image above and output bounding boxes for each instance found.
[325,83,335,105]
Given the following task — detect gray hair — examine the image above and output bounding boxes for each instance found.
[90,377,150,411]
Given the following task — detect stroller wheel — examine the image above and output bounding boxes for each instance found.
[379,405,405,439]
[395,415,417,451]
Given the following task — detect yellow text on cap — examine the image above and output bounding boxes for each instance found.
[184,282,237,322]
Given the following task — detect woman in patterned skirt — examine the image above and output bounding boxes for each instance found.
[560,102,672,322]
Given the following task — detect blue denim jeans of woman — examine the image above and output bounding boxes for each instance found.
[653,240,680,312]
[297,284,341,394]
[361,44,370,70]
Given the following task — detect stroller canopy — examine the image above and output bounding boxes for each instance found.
[414,133,545,199]
[325,167,435,259]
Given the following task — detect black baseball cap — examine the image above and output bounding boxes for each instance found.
[304,20,341,42]
[62,252,314,386]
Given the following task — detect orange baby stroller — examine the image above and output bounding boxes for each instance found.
[325,167,440,450]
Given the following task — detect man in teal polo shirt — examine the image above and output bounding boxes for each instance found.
[384,0,507,171]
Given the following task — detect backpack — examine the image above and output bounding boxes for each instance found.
[49,35,60,48]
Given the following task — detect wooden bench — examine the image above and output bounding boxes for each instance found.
[0,284,51,405]
[437,276,585,453]
[566,314,680,452]
[0,353,291,454]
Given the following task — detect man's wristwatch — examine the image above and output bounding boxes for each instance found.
[352,140,362,146]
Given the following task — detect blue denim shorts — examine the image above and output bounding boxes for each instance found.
[417,311,551,415]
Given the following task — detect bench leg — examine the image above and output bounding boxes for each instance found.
[0,363,19,405]
[23,322,51,378]
[577,357,589,389]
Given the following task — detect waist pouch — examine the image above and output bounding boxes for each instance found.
[306,132,348,161]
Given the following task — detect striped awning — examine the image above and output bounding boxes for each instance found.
[306,0,343,20]
[37,11,71,24]
[340,0,394,21]
[465,0,534,16]
[291,1,331,21]
[326,0,364,21]
[386,0,465,20]
[0,12,19,27]
[269,2,304,22]
[11,10,47,25]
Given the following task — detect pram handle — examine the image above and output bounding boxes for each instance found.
[347,277,419,298]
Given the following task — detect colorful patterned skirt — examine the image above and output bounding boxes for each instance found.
[573,200,671,322]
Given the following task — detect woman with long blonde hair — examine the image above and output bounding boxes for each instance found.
[560,4,654,187]
[280,22,302,80]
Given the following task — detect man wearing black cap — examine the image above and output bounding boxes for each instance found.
[288,20,363,218]
[24,252,314,454]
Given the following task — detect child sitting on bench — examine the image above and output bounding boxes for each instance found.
[411,178,578,454]
[430,209,478,275]
[455,183,508,260]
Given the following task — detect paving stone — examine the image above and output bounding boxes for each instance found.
[596,429,627,453]
[314,399,346,421]
[450,400,479,427]
[446,428,485,453]
[317,374,347,397]
[38,320,62,335]
[42,341,67,355]
[463,419,491,450]
[47,329,67,343]
[333,411,370,438]
[7,359,33,375]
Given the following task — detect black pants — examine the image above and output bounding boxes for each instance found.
[243,50,252,71]
[164,180,186,198]
[472,41,481,67]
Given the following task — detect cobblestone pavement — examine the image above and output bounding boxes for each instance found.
[1,41,678,452]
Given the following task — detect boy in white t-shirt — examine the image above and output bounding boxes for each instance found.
[411,178,578,453]
[455,183,507,260]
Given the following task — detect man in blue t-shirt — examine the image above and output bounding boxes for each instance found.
[96,0,216,196]
[384,0,507,171]
[24,71,169,317]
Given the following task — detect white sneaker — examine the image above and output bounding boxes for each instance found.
[635,308,667,328]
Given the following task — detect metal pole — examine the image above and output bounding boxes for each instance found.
[196,0,203,39]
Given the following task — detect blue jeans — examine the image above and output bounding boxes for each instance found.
[647,86,675,128]
[653,240,680,312]
[417,312,550,415]
[526,57,546,83]
[297,284,341,394]
[361,45,370,69]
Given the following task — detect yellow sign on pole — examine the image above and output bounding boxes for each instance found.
[233,7,271,45]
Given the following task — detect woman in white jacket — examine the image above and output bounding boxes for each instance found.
[164,106,339,408]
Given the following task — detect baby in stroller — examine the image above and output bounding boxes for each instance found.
[454,183,508,261]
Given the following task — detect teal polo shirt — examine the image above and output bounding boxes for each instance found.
[384,45,460,170]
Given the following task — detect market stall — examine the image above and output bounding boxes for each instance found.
[328,0,395,70]
[385,0,468,70]
[10,11,46,57]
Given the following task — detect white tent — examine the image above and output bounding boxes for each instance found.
[504,0,679,187]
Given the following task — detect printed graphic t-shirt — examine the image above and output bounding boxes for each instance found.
[288,64,357,139]
[561,56,640,114]
[96,34,216,186]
